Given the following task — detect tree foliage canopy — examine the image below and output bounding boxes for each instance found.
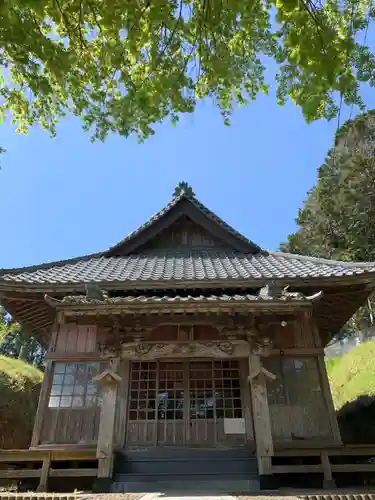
[0,308,45,368]
[1,0,375,141]
[282,109,375,262]
[282,109,375,335]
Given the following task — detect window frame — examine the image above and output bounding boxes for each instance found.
[48,362,102,409]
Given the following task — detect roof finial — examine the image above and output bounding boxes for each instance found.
[173,181,195,198]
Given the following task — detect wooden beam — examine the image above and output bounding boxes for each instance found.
[46,352,100,362]
[0,467,98,481]
[30,360,54,447]
[331,463,375,472]
[272,461,375,476]
[0,470,41,479]
[49,468,98,477]
[270,348,324,356]
[274,444,375,456]
[0,291,45,301]
[271,464,324,474]
[0,448,96,462]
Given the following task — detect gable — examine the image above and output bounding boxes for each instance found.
[135,216,230,252]
[105,195,262,256]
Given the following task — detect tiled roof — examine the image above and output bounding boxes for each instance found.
[2,250,375,286]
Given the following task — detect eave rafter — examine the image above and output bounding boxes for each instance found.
[0,278,372,347]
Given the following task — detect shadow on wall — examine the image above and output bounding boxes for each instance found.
[337,395,375,444]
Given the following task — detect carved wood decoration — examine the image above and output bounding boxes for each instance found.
[95,316,262,357]
[100,340,250,359]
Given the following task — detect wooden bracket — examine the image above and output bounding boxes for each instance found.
[249,366,276,381]
[94,370,122,388]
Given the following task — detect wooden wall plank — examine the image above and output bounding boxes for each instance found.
[77,326,88,352]
[40,408,100,445]
[54,324,98,354]
[85,325,97,352]
[55,325,69,353]
[66,325,78,352]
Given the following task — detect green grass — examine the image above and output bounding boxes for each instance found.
[327,339,375,410]
[0,355,42,385]
[0,355,42,449]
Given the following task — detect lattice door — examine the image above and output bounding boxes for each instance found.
[126,359,246,448]
[188,360,245,447]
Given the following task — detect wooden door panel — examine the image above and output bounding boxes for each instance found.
[188,420,215,446]
[127,421,157,446]
[157,421,185,446]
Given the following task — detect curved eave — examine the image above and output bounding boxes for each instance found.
[0,272,375,294]
[0,283,371,348]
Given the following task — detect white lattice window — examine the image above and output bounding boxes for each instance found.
[48,362,101,408]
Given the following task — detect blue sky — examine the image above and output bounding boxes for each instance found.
[1,63,375,269]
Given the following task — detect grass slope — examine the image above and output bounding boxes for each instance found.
[327,339,375,410]
[0,355,42,449]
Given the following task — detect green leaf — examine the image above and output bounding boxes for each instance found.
[0,0,373,143]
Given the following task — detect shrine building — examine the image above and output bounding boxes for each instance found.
[1,185,375,492]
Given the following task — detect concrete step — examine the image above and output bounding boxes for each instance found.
[111,478,260,493]
[116,457,258,475]
[115,472,259,482]
[121,448,255,460]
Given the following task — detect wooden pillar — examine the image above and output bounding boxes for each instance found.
[317,354,342,444]
[36,454,51,492]
[248,353,274,478]
[114,359,130,449]
[30,360,54,448]
[320,451,336,489]
[239,358,255,446]
[94,358,122,488]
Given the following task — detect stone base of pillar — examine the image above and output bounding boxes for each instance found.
[93,477,113,493]
[259,474,277,490]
